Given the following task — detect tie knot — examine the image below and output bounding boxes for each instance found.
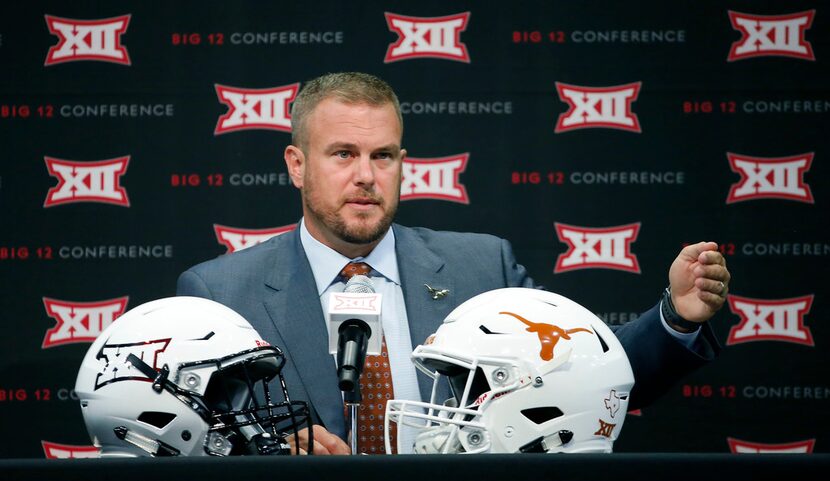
[340,262,372,280]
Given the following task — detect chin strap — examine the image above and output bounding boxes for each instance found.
[518,430,574,453]
[113,426,180,457]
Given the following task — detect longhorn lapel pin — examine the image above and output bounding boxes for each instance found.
[424,284,449,300]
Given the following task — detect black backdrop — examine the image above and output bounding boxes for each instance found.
[1,0,827,458]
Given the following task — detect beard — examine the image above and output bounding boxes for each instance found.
[302,186,398,245]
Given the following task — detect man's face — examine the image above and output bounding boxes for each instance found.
[285,97,405,256]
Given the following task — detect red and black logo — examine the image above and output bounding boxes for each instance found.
[555,82,641,133]
[44,156,130,207]
[727,294,814,346]
[728,10,816,61]
[726,152,813,204]
[42,297,129,348]
[215,83,299,134]
[384,12,471,63]
[554,223,641,273]
[45,15,131,65]
[401,154,469,204]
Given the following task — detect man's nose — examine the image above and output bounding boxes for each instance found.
[353,155,375,186]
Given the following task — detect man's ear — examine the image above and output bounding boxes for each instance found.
[284,145,305,188]
[398,148,407,185]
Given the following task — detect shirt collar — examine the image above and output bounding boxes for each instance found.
[299,218,400,296]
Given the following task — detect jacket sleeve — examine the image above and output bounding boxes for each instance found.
[612,304,720,409]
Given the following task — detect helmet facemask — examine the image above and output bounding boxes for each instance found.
[123,345,311,456]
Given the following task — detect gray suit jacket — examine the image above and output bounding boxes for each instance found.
[177,224,717,440]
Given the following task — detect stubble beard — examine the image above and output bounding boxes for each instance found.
[303,187,398,245]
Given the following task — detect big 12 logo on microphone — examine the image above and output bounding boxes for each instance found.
[44,14,131,65]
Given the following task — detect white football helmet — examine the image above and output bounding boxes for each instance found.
[386,288,634,454]
[75,296,311,457]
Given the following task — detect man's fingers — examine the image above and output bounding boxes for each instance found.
[681,241,718,260]
[311,424,351,455]
[697,289,727,308]
[693,264,730,283]
[695,277,728,297]
[286,425,348,455]
[310,439,331,455]
[699,250,726,267]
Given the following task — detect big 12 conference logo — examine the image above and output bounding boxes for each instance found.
[726,152,814,204]
[727,294,814,346]
[94,337,171,390]
[554,222,641,273]
[42,297,129,348]
[42,441,100,459]
[401,154,469,204]
[214,224,296,253]
[727,438,815,454]
[44,14,131,66]
[384,12,471,63]
[728,10,816,61]
[214,83,299,134]
[44,156,130,207]
[555,82,642,133]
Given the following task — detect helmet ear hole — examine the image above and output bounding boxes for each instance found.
[520,406,564,425]
[137,411,177,429]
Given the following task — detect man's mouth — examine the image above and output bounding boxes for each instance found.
[344,197,381,210]
[345,196,381,205]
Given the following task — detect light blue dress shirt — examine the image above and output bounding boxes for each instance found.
[299,218,422,451]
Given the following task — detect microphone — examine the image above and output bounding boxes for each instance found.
[328,275,383,392]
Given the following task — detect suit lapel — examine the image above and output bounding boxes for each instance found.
[261,229,345,435]
[393,225,457,402]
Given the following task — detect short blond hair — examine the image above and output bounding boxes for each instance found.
[290,72,403,149]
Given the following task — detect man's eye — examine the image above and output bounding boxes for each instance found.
[335,151,351,159]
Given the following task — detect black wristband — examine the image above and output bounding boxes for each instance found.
[661,287,702,332]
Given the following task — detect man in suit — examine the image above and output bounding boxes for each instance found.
[177,72,731,454]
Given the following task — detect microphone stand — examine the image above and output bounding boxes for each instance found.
[336,320,371,455]
[344,384,360,455]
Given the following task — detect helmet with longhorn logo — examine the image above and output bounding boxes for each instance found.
[386,288,634,454]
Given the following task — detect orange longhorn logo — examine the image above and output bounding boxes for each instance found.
[499,311,593,361]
